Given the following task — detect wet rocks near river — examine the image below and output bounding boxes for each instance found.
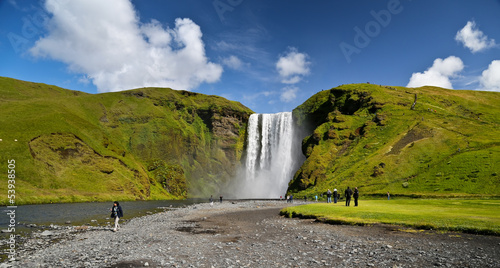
[2,201,499,267]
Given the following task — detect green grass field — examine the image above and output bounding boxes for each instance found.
[280,199,500,235]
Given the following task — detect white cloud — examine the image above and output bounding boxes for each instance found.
[276,47,310,84]
[407,56,464,89]
[30,0,222,92]
[455,21,497,53]
[280,86,298,103]
[480,60,500,91]
[222,55,244,70]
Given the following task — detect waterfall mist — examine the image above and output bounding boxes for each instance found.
[229,112,305,198]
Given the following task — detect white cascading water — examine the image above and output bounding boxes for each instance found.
[240,112,299,198]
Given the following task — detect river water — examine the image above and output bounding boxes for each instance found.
[0,199,204,235]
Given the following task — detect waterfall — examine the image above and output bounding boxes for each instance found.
[239,112,301,198]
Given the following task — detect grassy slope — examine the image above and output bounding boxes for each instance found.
[0,77,252,205]
[289,84,500,198]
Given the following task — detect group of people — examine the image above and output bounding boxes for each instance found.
[343,186,359,207]
[326,189,339,203]
[209,195,223,206]
[325,187,359,206]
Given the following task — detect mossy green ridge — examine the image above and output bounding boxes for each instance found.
[289,84,500,198]
[280,200,500,235]
[0,77,252,205]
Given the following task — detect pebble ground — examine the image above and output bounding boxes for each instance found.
[2,201,499,267]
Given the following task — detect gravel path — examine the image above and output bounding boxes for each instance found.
[3,201,500,267]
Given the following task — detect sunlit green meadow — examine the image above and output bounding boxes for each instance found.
[280,199,500,235]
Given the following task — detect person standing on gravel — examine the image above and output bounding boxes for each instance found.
[345,187,353,206]
[353,187,359,206]
[110,201,123,232]
[209,195,214,207]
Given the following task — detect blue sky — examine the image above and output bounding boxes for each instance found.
[1,0,499,113]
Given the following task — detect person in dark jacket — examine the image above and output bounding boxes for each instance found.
[110,201,123,232]
[326,189,332,203]
[353,187,359,206]
[333,189,338,203]
[345,187,353,206]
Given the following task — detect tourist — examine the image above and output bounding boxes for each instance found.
[110,201,123,232]
[219,195,223,203]
[345,187,353,206]
[209,195,214,207]
[327,189,332,203]
[387,192,390,200]
[353,187,359,206]
[333,189,338,203]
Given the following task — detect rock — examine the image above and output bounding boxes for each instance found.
[40,230,55,236]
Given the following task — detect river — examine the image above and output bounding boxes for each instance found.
[0,199,205,235]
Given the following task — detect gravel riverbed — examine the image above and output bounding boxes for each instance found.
[2,201,499,267]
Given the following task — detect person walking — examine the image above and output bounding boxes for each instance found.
[333,189,338,203]
[327,189,332,203]
[110,201,123,232]
[353,187,359,206]
[345,187,353,206]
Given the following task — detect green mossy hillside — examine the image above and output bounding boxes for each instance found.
[0,77,253,205]
[289,84,500,198]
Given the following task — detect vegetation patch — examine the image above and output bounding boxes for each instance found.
[289,84,500,198]
[0,77,252,204]
[280,199,500,235]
